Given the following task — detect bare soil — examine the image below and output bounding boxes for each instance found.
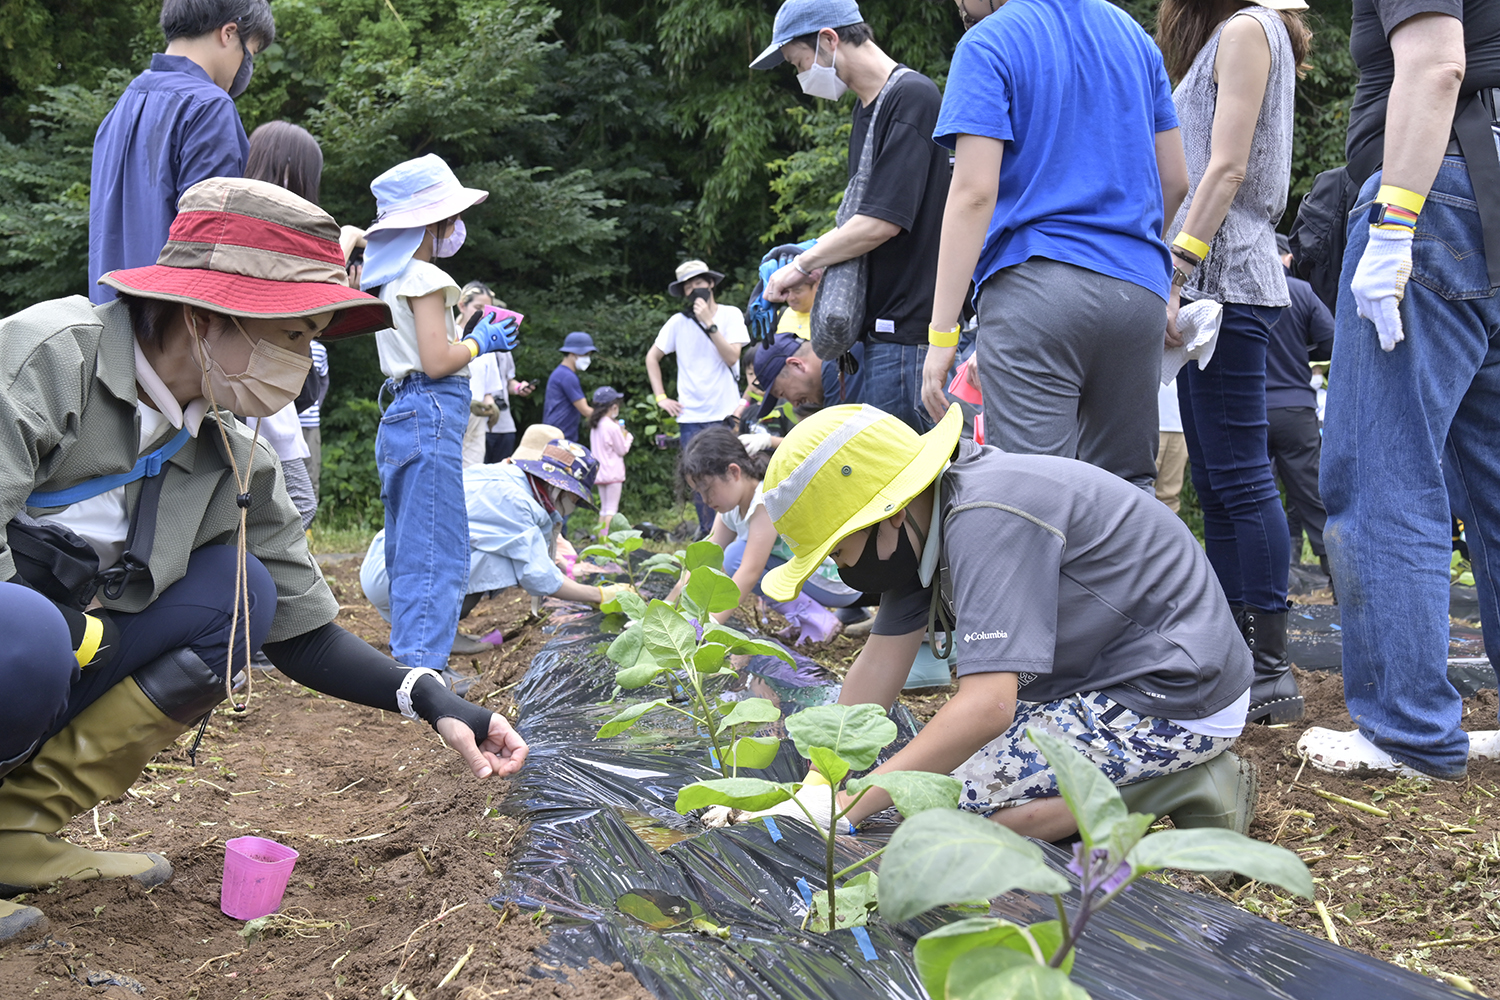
[3,566,1495,998]
[0,558,651,1000]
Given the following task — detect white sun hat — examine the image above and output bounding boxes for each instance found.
[364,153,488,235]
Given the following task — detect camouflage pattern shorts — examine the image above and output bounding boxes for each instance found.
[952,691,1234,815]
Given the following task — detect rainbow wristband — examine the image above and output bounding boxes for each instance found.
[928,323,961,348]
[1372,184,1425,231]
[1172,231,1211,261]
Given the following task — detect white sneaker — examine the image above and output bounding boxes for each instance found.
[1295,727,1427,778]
[1468,730,1500,761]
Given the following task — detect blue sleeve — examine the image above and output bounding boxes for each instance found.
[562,368,584,403]
[1150,52,1179,133]
[933,33,1013,150]
[176,98,249,198]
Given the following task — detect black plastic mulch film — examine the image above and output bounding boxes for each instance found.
[492,607,1476,1000]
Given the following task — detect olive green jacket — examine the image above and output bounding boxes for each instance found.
[0,296,337,643]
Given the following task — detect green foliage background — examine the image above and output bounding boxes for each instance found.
[0,0,1357,528]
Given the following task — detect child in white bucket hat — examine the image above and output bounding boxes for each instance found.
[362,153,521,694]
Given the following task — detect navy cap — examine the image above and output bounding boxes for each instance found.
[752,334,806,419]
[591,385,624,407]
[1275,233,1292,257]
[750,0,865,70]
[559,331,596,354]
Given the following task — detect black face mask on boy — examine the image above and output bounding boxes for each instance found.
[838,520,922,595]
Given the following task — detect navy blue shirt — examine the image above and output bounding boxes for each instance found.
[542,363,586,441]
[89,54,249,302]
[1266,269,1334,410]
[820,340,865,406]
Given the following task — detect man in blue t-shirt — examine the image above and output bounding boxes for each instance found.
[541,332,596,442]
[919,0,1189,491]
[89,0,273,302]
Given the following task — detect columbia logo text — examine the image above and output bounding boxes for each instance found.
[962,629,1009,642]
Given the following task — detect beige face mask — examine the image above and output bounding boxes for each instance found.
[189,310,313,417]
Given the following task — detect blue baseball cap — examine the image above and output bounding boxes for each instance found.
[559,331,596,354]
[752,334,807,419]
[749,0,865,71]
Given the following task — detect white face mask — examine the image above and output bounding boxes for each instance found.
[576,355,592,371]
[797,38,848,101]
[432,219,466,258]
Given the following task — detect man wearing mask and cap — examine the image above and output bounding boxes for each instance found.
[543,332,599,443]
[0,178,527,941]
[648,261,751,536]
[90,0,274,302]
[752,0,951,434]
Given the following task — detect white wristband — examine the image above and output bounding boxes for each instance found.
[396,668,444,721]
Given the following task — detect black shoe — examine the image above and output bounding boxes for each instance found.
[450,632,489,656]
[1237,607,1304,724]
[834,606,871,626]
[438,668,477,698]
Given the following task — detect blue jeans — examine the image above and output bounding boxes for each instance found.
[0,546,276,762]
[1178,303,1290,611]
[723,539,864,608]
[1322,154,1500,778]
[378,373,471,672]
[677,421,719,536]
[861,341,934,433]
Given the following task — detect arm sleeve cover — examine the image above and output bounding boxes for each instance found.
[263,622,493,743]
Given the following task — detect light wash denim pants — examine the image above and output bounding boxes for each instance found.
[861,341,934,433]
[1322,150,1500,779]
[377,372,471,673]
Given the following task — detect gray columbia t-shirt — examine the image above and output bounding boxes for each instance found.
[873,442,1251,720]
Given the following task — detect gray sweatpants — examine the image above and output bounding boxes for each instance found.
[975,258,1164,490]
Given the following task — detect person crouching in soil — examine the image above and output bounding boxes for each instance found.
[0,178,526,942]
[716,403,1254,839]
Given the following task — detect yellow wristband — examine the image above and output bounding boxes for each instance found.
[928,323,961,348]
[1376,184,1426,216]
[801,770,831,788]
[464,338,480,360]
[75,614,104,669]
[1172,231,1212,260]
[654,393,668,403]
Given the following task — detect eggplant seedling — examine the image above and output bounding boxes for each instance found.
[674,703,961,932]
[579,514,687,602]
[877,728,1316,1000]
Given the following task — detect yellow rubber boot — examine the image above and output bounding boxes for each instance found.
[0,898,48,942]
[0,675,186,895]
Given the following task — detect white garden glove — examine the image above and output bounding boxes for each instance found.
[1350,226,1414,352]
[700,772,854,834]
[738,433,774,455]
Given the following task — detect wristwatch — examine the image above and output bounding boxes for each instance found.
[706,324,719,335]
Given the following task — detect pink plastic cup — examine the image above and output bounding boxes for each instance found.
[221,836,299,920]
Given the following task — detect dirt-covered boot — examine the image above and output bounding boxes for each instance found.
[1238,607,1304,724]
[1119,751,1259,835]
[0,646,226,895]
[0,898,48,942]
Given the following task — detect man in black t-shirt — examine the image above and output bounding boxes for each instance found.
[751,0,951,433]
[1300,0,1500,781]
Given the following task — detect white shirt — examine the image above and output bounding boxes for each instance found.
[37,342,210,569]
[469,352,504,401]
[247,403,311,462]
[653,305,749,423]
[374,259,464,382]
[1158,380,1182,434]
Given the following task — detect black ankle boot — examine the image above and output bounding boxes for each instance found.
[1239,607,1304,724]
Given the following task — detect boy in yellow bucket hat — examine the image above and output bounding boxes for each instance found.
[724,403,1258,839]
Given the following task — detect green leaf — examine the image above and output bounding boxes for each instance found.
[675,777,795,814]
[640,600,699,666]
[601,589,648,620]
[914,918,1073,1000]
[809,871,879,931]
[719,698,781,728]
[1127,828,1314,899]
[785,704,897,771]
[608,514,632,533]
[639,553,681,574]
[684,540,724,572]
[615,657,665,689]
[596,698,672,739]
[701,627,794,663]
[947,957,1091,1000]
[724,736,780,771]
[691,642,729,673]
[606,628,645,668]
[807,746,851,787]
[578,545,618,562]
[845,771,961,818]
[684,566,742,616]
[608,529,643,546]
[620,535,644,553]
[944,941,1038,998]
[616,889,704,931]
[879,810,1070,923]
[1026,727,1128,852]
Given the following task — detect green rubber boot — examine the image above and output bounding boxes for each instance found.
[0,898,48,942]
[1118,751,1259,835]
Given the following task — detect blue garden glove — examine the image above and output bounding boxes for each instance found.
[462,305,522,355]
[747,239,819,344]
